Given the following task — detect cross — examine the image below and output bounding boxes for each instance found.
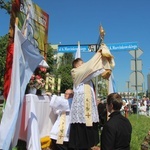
[85,113,91,118]
[58,134,64,139]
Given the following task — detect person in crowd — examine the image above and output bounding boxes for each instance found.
[69,44,115,150]
[131,98,138,114]
[100,93,132,150]
[139,96,147,115]
[97,99,107,131]
[120,100,129,118]
[146,97,150,116]
[50,89,74,150]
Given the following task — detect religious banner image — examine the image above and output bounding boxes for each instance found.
[11,0,49,57]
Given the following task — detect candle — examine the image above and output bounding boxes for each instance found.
[45,73,49,91]
[51,76,55,92]
[57,76,61,92]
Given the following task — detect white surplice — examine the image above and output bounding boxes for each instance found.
[70,69,105,124]
[50,95,72,142]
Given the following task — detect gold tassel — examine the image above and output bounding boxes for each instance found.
[40,136,51,149]
[101,69,111,80]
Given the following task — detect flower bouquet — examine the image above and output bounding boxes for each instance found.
[28,74,45,90]
[27,67,47,94]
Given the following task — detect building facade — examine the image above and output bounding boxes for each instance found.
[147,73,150,97]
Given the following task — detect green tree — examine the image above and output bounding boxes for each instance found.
[56,53,74,93]
[0,0,11,14]
[46,44,55,73]
[0,34,8,91]
[56,64,73,93]
[0,0,11,92]
[138,92,145,99]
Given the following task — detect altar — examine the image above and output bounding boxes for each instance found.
[19,94,56,150]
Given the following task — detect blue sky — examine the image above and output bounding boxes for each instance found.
[0,0,150,92]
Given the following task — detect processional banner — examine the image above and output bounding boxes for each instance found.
[3,0,49,100]
[10,0,49,57]
[1,1,49,149]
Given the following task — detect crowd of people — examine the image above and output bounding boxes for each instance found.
[129,96,150,116]
[48,44,132,150]
[118,96,150,116]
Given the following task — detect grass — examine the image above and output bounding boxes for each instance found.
[129,114,150,150]
[0,108,150,149]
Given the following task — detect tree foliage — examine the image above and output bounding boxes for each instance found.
[46,44,55,73]
[55,53,74,93]
[0,34,8,91]
[0,0,11,14]
[45,47,74,93]
[56,64,73,93]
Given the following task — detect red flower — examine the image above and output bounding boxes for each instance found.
[28,67,46,89]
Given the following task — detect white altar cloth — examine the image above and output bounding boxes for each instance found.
[19,94,56,150]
